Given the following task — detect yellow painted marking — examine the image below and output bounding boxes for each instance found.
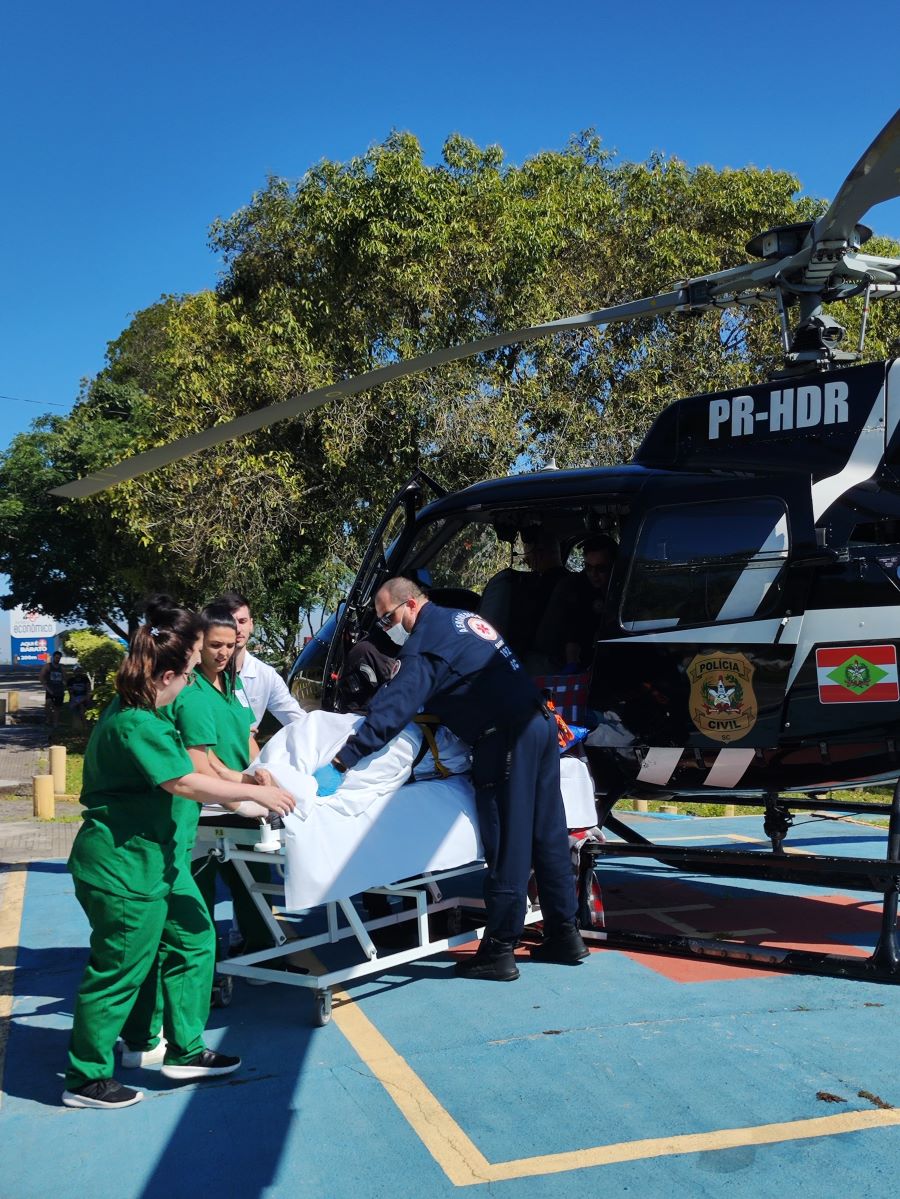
[0,867,27,1111]
[329,975,900,1186]
[617,835,747,842]
[483,1110,900,1182]
[332,989,494,1186]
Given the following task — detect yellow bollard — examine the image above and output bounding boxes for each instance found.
[635,799,649,812]
[662,803,678,814]
[7,690,18,713]
[49,744,67,794]
[724,804,736,818]
[33,775,55,820]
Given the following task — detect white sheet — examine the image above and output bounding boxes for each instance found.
[217,713,597,911]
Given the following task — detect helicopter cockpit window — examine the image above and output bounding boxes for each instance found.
[400,518,513,607]
[622,498,789,630]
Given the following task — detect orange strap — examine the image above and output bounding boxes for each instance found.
[544,698,575,750]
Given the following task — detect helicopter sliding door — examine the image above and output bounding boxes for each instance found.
[590,475,815,796]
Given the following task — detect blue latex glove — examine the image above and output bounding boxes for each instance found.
[559,724,590,754]
[313,763,344,796]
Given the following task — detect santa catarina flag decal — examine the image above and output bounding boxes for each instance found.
[816,645,899,704]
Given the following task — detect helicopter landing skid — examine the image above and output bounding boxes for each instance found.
[579,781,900,984]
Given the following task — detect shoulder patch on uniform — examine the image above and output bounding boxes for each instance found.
[464,615,500,641]
[390,659,402,679]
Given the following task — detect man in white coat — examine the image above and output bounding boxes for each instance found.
[211,592,306,732]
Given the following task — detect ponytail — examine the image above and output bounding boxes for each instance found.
[116,596,202,709]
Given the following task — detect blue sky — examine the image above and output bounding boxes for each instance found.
[2,0,899,457]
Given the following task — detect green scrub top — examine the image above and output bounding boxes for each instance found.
[163,670,255,857]
[68,697,196,900]
[169,670,255,771]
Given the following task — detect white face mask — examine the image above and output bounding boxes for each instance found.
[385,621,409,647]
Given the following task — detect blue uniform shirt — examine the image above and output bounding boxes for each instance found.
[337,603,543,770]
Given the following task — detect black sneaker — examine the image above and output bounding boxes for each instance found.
[455,937,520,981]
[161,1049,241,1080]
[62,1078,144,1109]
[529,921,589,964]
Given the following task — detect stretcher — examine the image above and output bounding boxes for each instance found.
[194,757,599,1025]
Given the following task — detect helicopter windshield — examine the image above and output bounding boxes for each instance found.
[622,497,789,630]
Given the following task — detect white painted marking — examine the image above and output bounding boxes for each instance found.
[703,748,756,788]
[636,747,683,785]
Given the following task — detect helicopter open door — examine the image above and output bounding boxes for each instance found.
[320,470,446,709]
[590,472,818,796]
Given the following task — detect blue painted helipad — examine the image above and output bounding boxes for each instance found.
[2,813,900,1198]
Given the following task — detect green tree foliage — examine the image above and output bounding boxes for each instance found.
[0,379,178,636]
[4,131,899,648]
[60,629,125,719]
[61,628,125,683]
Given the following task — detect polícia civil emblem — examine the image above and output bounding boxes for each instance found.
[687,651,758,743]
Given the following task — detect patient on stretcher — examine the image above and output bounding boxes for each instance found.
[197,710,597,912]
[201,709,472,821]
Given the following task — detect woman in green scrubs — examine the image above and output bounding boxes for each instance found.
[63,600,295,1111]
[177,606,276,953]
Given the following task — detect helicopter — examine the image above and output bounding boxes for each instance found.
[54,108,900,980]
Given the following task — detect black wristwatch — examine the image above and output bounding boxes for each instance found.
[331,756,348,774]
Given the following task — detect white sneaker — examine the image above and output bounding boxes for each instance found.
[120,1039,167,1069]
[161,1049,241,1080]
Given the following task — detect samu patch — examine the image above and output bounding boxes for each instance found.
[464,615,499,641]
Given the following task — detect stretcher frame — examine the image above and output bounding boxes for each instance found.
[194,822,543,1025]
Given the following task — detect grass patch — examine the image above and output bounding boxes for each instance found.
[618,786,894,823]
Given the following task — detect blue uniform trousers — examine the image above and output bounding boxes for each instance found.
[473,709,577,942]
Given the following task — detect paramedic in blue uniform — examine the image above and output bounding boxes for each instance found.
[313,576,588,982]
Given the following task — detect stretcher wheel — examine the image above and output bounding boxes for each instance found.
[211,974,233,1009]
[314,990,333,1027]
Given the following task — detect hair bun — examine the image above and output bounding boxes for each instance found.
[143,594,181,629]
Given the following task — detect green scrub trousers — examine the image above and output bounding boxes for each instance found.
[65,870,215,1087]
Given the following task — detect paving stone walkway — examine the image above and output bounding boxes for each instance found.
[0,670,78,864]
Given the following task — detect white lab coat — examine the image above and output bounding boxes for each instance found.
[238,650,306,730]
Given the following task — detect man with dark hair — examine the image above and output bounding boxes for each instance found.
[578,534,618,659]
[480,527,585,672]
[210,592,305,731]
[313,577,587,982]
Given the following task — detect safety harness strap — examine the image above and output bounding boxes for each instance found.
[410,714,452,780]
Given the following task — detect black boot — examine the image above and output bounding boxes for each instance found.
[529,921,589,964]
[455,936,519,981]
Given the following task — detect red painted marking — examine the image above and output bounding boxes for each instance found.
[606,884,885,982]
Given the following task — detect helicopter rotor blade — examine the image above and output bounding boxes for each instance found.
[813,107,900,244]
[51,290,685,498]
